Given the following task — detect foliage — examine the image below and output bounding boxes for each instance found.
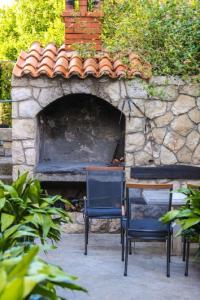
[0,0,64,61]
[102,0,200,77]
[0,245,86,300]
[0,0,199,77]
[0,172,71,250]
[161,187,200,241]
[0,62,12,127]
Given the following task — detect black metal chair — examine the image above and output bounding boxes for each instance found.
[84,166,124,255]
[122,183,173,277]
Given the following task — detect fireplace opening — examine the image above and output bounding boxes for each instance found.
[36,94,125,179]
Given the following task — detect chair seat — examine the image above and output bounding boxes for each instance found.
[85,207,122,218]
[122,218,172,238]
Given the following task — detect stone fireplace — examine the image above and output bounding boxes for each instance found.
[11,0,199,188]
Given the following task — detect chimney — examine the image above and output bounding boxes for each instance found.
[63,1,103,51]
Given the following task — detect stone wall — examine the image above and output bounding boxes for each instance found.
[11,75,200,182]
[0,128,12,184]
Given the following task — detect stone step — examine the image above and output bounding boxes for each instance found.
[0,158,12,176]
[0,175,12,185]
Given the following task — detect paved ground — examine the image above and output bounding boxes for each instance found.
[43,234,200,300]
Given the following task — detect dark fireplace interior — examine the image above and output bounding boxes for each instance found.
[37,94,125,176]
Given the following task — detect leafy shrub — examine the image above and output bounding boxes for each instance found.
[103,0,200,77]
[161,187,200,242]
[0,62,12,127]
[0,245,86,300]
[0,172,71,250]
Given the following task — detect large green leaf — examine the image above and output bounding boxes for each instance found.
[160,210,180,223]
[1,214,15,232]
[0,198,6,210]
[181,218,200,231]
[8,246,39,280]
[0,269,7,294]
[2,185,18,198]
[12,172,28,197]
[0,277,23,300]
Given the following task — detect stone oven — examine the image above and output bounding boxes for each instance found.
[11,0,200,194]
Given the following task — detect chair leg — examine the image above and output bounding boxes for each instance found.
[182,237,186,262]
[185,240,190,277]
[169,235,171,263]
[129,240,132,255]
[122,228,125,261]
[84,217,89,255]
[166,235,170,277]
[124,236,129,276]
[120,219,123,244]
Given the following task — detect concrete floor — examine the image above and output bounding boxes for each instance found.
[43,234,200,300]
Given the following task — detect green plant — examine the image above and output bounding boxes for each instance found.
[161,187,200,241]
[0,62,13,127]
[0,245,86,300]
[0,172,71,248]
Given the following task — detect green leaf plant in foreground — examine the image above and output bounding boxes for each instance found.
[160,187,200,254]
[0,246,87,300]
[0,172,72,250]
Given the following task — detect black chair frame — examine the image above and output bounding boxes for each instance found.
[122,183,173,277]
[84,167,124,255]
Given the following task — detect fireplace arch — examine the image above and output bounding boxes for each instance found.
[36,93,125,177]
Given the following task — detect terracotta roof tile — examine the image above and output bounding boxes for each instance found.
[13,42,152,80]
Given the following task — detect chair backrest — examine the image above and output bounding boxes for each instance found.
[86,167,124,209]
[126,183,173,226]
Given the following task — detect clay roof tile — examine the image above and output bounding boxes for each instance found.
[13,43,152,79]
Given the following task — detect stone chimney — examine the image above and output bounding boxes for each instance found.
[63,0,103,51]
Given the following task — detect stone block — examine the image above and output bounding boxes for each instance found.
[103,81,121,102]
[0,128,12,141]
[126,118,144,133]
[38,87,64,108]
[22,139,35,148]
[134,151,153,165]
[19,99,41,118]
[25,148,36,166]
[149,76,185,86]
[188,108,200,124]
[152,128,166,144]
[5,149,12,157]
[177,147,192,163]
[12,102,19,118]
[12,119,36,139]
[186,131,199,151]
[125,79,148,99]
[3,141,12,149]
[11,76,29,87]
[154,112,174,127]
[152,86,178,101]
[197,97,200,109]
[172,94,196,115]
[29,77,59,88]
[192,144,200,164]
[160,146,177,164]
[180,84,200,97]
[32,87,41,99]
[163,132,185,152]
[126,133,145,151]
[145,100,167,119]
[11,87,32,101]
[12,141,25,164]
[171,115,193,136]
